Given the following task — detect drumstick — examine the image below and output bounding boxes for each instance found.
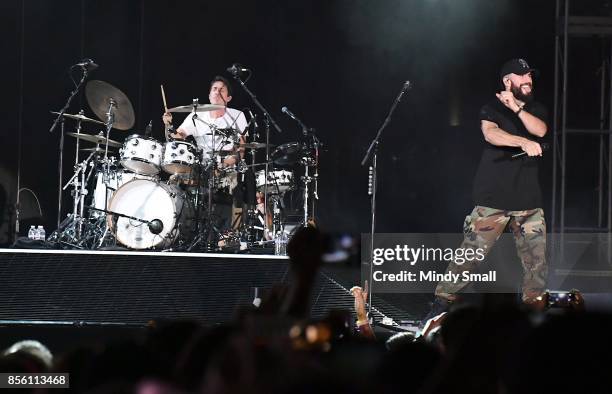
[160,84,169,113]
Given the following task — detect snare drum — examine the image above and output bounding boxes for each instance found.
[120,135,163,175]
[255,170,294,193]
[162,140,198,175]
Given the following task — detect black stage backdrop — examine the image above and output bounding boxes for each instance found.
[0,0,606,245]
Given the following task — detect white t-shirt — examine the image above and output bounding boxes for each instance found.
[178,107,248,161]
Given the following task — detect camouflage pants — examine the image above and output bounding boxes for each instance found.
[435,206,547,301]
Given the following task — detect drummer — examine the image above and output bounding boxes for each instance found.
[162,76,249,233]
[162,75,248,166]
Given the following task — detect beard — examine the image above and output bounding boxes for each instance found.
[511,82,534,103]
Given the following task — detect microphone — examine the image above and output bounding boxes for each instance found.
[75,58,99,71]
[281,106,310,135]
[281,106,298,121]
[511,142,550,159]
[148,219,164,235]
[402,80,412,91]
[145,120,153,137]
[226,63,250,76]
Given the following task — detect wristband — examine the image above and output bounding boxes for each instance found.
[515,107,523,115]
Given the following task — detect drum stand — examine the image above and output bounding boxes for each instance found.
[298,134,321,228]
[49,149,97,247]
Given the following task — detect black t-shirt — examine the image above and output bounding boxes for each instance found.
[472,99,548,211]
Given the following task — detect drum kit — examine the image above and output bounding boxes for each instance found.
[48,80,320,252]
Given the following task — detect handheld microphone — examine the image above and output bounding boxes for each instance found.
[75,58,99,71]
[402,80,412,91]
[511,142,550,159]
[226,63,250,76]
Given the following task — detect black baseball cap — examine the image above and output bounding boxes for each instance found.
[500,58,538,80]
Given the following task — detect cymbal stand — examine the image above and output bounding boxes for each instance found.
[301,134,321,227]
[101,99,116,225]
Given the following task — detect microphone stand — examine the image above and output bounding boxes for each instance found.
[360,81,410,317]
[230,72,282,244]
[50,66,90,229]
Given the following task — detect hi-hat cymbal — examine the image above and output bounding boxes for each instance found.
[50,111,105,125]
[80,147,116,153]
[167,104,225,113]
[85,80,135,130]
[240,142,276,149]
[67,132,122,148]
[204,127,239,136]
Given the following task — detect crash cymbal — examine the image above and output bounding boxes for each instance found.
[50,111,105,125]
[85,80,135,130]
[67,132,122,148]
[240,142,276,149]
[80,147,116,153]
[167,104,225,113]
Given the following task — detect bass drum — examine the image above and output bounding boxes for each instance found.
[108,179,195,249]
[91,170,156,218]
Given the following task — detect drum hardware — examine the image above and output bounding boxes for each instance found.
[48,61,96,232]
[86,205,165,234]
[229,66,284,250]
[187,123,226,252]
[277,104,321,230]
[50,148,99,244]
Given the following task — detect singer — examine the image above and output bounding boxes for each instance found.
[428,59,549,318]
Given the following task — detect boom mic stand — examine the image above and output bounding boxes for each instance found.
[49,65,92,229]
[229,69,282,244]
[360,81,411,317]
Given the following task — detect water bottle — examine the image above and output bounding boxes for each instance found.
[274,231,288,256]
[37,225,46,241]
[28,225,36,240]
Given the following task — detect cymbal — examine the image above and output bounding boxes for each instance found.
[50,111,105,125]
[80,147,116,153]
[85,80,135,130]
[205,127,239,136]
[67,132,122,148]
[167,104,225,113]
[271,142,309,166]
[240,142,276,149]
